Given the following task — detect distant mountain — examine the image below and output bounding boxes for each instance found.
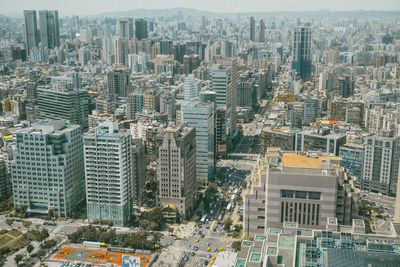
[95,7,219,18]
[94,7,400,19]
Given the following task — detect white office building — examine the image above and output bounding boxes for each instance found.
[11,120,85,217]
[84,120,132,226]
[181,101,215,181]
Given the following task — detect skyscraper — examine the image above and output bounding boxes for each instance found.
[118,17,134,40]
[181,101,215,181]
[38,86,89,132]
[131,139,146,204]
[259,19,265,42]
[135,19,148,40]
[11,120,85,217]
[107,69,131,97]
[211,64,237,137]
[23,10,39,53]
[292,27,312,82]
[114,39,128,66]
[39,10,60,49]
[84,121,132,226]
[157,124,196,220]
[249,16,255,41]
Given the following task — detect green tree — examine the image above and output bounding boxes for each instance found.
[147,208,164,229]
[5,218,13,229]
[14,254,23,265]
[48,208,54,219]
[205,183,218,204]
[223,218,233,231]
[41,239,57,249]
[232,240,241,251]
[23,220,32,232]
[26,244,34,254]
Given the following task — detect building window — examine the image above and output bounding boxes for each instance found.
[281,202,284,223]
[295,191,307,199]
[309,192,321,200]
[285,202,289,221]
[281,190,293,198]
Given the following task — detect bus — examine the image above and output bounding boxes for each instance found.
[200,215,206,224]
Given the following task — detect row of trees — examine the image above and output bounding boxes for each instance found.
[68,225,162,251]
[139,208,165,231]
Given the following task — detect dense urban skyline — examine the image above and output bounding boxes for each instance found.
[0,0,400,16]
[0,1,400,266]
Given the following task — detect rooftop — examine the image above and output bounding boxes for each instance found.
[282,153,326,169]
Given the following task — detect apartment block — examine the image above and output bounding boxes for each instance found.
[362,135,400,196]
[84,121,132,226]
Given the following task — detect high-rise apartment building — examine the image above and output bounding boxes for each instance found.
[212,65,237,137]
[126,92,144,119]
[23,10,39,53]
[292,27,312,82]
[143,89,160,111]
[39,10,60,49]
[243,148,359,237]
[131,139,146,204]
[78,48,91,66]
[238,72,256,108]
[11,120,85,217]
[118,18,134,40]
[38,87,89,132]
[338,74,354,98]
[157,124,196,220]
[339,142,364,188]
[181,101,215,181]
[107,69,131,97]
[303,96,319,125]
[135,19,148,40]
[25,81,38,104]
[184,74,201,100]
[249,16,255,41]
[362,135,400,196]
[84,121,132,226]
[114,39,128,66]
[259,19,265,42]
[0,158,10,201]
[96,95,115,115]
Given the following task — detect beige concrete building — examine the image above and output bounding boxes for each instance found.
[243,148,359,237]
[260,127,296,153]
[157,123,196,220]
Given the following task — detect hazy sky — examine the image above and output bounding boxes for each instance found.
[1,0,399,15]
